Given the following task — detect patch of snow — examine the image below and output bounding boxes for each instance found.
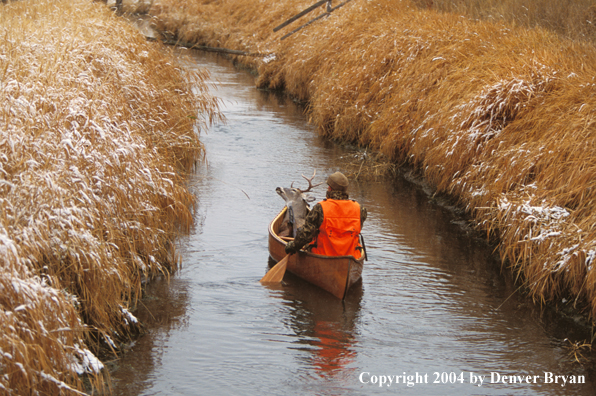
[121,307,138,325]
[262,54,276,64]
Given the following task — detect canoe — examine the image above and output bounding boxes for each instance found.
[268,207,365,299]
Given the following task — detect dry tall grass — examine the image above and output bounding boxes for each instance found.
[1,0,218,393]
[411,0,596,43]
[150,0,596,324]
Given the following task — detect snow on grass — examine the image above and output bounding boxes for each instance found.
[151,0,596,320]
[1,0,219,393]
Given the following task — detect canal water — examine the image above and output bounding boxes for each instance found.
[110,49,595,395]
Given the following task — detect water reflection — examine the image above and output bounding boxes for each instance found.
[275,273,363,381]
[350,177,595,395]
[108,49,596,396]
[109,277,191,395]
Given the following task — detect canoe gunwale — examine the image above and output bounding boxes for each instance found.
[268,207,364,299]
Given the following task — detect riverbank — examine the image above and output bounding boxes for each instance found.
[411,0,596,44]
[147,0,596,324]
[1,0,218,394]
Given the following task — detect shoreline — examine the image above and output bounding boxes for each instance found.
[145,0,596,328]
[0,0,218,393]
[119,6,596,338]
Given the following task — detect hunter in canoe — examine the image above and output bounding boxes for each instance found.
[284,171,367,259]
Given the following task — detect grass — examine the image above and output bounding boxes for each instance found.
[411,0,596,43]
[1,0,219,393]
[149,0,596,325]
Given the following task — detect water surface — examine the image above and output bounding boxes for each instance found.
[110,49,595,396]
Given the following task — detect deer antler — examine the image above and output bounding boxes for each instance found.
[291,170,324,193]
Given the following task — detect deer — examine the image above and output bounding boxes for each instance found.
[276,171,323,238]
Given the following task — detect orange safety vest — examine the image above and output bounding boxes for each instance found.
[311,199,362,258]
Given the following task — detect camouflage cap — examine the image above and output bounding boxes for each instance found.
[327,172,349,192]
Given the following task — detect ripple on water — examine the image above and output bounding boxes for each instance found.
[110,50,596,396]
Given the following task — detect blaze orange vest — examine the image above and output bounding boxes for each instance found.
[311,199,362,258]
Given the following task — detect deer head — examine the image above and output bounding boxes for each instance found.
[276,171,323,237]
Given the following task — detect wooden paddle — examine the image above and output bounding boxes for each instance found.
[260,254,290,284]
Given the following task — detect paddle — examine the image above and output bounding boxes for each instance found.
[260,254,291,284]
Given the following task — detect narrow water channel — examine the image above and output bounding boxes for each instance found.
[110,49,596,395]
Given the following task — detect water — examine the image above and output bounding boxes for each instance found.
[110,49,595,395]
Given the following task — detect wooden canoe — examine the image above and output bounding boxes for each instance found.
[268,207,365,299]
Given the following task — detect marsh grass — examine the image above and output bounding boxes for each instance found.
[1,0,218,393]
[411,0,596,44]
[150,0,596,325]
[106,0,155,14]
[564,338,593,364]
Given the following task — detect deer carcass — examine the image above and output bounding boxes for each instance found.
[276,171,323,238]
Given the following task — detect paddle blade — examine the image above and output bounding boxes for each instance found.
[260,254,289,284]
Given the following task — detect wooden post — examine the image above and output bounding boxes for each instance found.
[280,0,356,40]
[273,0,328,32]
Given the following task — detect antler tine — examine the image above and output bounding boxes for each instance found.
[298,170,324,193]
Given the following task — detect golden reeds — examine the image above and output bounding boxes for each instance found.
[411,0,596,43]
[150,0,596,323]
[1,0,218,393]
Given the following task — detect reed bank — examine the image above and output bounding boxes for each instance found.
[146,0,596,331]
[0,0,218,394]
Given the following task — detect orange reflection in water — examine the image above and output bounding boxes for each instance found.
[273,272,363,380]
[311,320,357,378]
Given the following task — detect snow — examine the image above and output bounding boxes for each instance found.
[121,307,139,325]
[1,0,209,391]
[263,54,276,63]
[40,372,89,396]
[498,196,570,243]
[71,346,105,375]
[494,193,596,273]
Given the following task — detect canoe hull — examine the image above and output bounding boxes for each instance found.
[268,208,364,299]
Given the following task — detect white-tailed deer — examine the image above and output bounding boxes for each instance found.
[276,171,323,238]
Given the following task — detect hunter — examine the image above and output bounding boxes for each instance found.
[285,172,367,258]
